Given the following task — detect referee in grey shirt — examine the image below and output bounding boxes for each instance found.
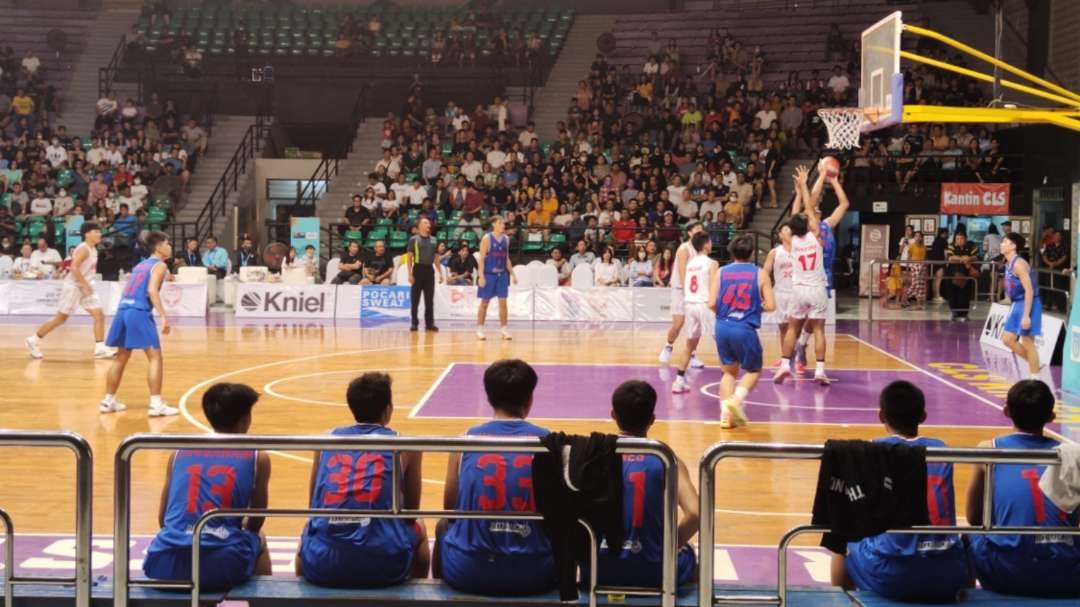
[407,217,441,331]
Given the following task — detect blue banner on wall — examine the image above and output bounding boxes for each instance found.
[65,216,84,252]
[359,285,412,321]
[290,217,320,265]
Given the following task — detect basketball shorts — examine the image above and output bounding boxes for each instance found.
[683,302,712,339]
[299,522,421,588]
[968,535,1080,597]
[439,542,556,596]
[669,288,685,316]
[713,321,763,372]
[790,287,828,320]
[1004,297,1042,337]
[773,290,793,324]
[106,307,159,350]
[143,529,261,591]
[57,281,102,315]
[845,540,969,602]
[478,271,510,300]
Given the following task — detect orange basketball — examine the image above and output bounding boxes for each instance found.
[819,156,841,178]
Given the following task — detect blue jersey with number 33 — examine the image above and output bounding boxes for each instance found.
[715,262,762,328]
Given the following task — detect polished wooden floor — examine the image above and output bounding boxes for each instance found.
[0,319,1008,548]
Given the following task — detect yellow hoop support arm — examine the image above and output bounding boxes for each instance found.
[899,50,1080,109]
[903,105,1080,132]
[903,23,1080,105]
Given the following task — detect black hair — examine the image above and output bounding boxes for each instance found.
[145,230,169,251]
[987,224,999,235]
[483,359,538,417]
[1003,232,1025,251]
[685,221,702,234]
[879,380,925,436]
[346,372,393,424]
[789,213,809,237]
[1005,380,1055,434]
[728,234,755,261]
[691,232,710,252]
[611,380,657,436]
[201,383,259,431]
[80,222,101,236]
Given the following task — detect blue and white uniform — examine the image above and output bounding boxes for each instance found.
[820,221,836,292]
[845,436,968,602]
[298,424,421,588]
[440,419,555,595]
[597,452,696,587]
[106,257,161,350]
[969,433,1080,597]
[478,232,510,300]
[713,261,763,371]
[1003,255,1042,337]
[143,449,262,591]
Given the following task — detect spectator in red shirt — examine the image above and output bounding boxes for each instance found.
[612,212,637,243]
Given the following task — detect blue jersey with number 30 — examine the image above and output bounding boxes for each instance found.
[715,262,762,328]
[155,449,257,550]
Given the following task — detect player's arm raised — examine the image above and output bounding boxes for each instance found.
[706,261,720,311]
[69,245,93,295]
[809,165,826,210]
[245,452,271,533]
[825,174,849,228]
[1014,257,1035,330]
[758,267,775,312]
[790,165,808,216]
[477,234,489,288]
[148,261,170,334]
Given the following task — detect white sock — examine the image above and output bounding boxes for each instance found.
[734,386,749,405]
[797,332,811,347]
[815,360,826,374]
[690,350,698,359]
[30,333,40,341]
[103,393,116,404]
[779,357,791,370]
[150,395,164,408]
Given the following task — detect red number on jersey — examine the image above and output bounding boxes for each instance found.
[1021,468,1047,524]
[185,464,237,513]
[721,283,752,310]
[689,275,698,293]
[926,474,950,526]
[627,470,646,528]
[798,252,818,272]
[322,453,387,505]
[477,454,508,510]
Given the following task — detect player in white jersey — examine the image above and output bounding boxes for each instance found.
[26,223,116,360]
[672,233,718,394]
[660,222,706,369]
[762,221,794,364]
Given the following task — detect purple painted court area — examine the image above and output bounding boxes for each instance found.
[1,534,831,587]
[416,363,1006,426]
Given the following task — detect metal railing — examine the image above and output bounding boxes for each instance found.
[0,431,93,607]
[193,115,273,245]
[98,34,129,99]
[866,259,1002,321]
[698,441,1078,607]
[1034,266,1073,312]
[114,434,680,607]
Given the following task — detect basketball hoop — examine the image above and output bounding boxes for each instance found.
[818,108,868,150]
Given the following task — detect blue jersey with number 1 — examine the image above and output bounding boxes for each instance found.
[715,262,762,328]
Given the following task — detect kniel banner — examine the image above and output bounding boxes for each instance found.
[235,283,335,318]
[979,302,1063,369]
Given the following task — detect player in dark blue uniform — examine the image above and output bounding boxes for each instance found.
[711,234,774,429]
[434,359,555,595]
[476,216,517,341]
[297,372,429,587]
[101,231,178,416]
[600,380,698,587]
[999,232,1043,377]
[966,380,1080,597]
[143,383,271,590]
[831,381,969,602]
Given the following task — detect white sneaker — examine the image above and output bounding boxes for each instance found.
[501,329,512,341]
[672,376,690,394]
[94,345,117,359]
[721,398,748,429]
[814,371,832,386]
[772,366,791,384]
[476,329,486,341]
[100,399,128,414]
[149,403,180,417]
[932,297,946,304]
[25,335,42,359]
[658,346,673,364]
[689,355,705,369]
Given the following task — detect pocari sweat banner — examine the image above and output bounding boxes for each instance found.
[360,285,411,321]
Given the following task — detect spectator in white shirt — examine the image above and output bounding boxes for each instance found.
[460,152,483,182]
[547,247,571,285]
[105,144,124,166]
[45,139,67,167]
[666,175,688,207]
[486,141,508,170]
[406,181,428,208]
[111,186,141,215]
[569,239,596,271]
[593,247,621,287]
[30,238,61,267]
[12,243,34,275]
[21,50,41,77]
[518,122,539,148]
[827,65,851,96]
[374,150,401,180]
[52,189,75,216]
[755,106,778,130]
[94,95,118,130]
[389,173,411,203]
[86,140,108,166]
[490,97,509,132]
[699,191,724,219]
[28,192,52,217]
[130,178,149,204]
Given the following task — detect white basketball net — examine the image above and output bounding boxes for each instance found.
[818,108,867,150]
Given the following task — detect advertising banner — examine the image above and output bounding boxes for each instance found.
[1,280,116,316]
[533,286,634,322]
[65,216,85,251]
[980,302,1064,369]
[290,217,321,264]
[632,287,672,323]
[434,285,534,321]
[940,183,1010,215]
[358,285,412,321]
[858,224,890,297]
[235,283,335,318]
[156,282,207,318]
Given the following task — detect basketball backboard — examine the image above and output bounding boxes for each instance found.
[859,11,904,132]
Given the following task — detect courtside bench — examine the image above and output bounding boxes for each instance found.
[0,576,224,607]
[848,589,1080,606]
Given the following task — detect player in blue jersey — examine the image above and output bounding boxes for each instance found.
[711,234,774,428]
[143,383,271,590]
[999,232,1043,377]
[101,231,178,416]
[966,379,1080,597]
[476,216,517,341]
[434,359,555,595]
[601,380,698,587]
[297,372,429,587]
[831,380,969,602]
